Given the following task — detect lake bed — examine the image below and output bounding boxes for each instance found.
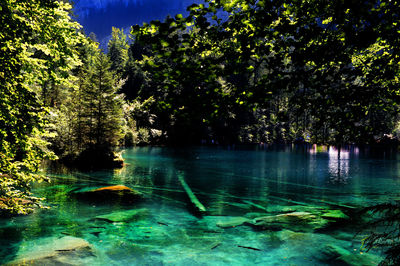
[1,145,397,265]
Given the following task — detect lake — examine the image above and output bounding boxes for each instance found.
[1,145,398,265]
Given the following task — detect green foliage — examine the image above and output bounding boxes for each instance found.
[130,5,247,143]
[49,41,126,166]
[84,52,125,146]
[2,0,400,216]
[135,128,151,145]
[107,27,130,74]
[360,202,400,265]
[126,0,400,145]
[122,97,162,145]
[0,0,80,215]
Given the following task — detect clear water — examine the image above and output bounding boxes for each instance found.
[1,145,399,265]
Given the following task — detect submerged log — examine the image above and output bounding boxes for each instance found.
[242,200,268,211]
[211,243,221,250]
[177,172,206,213]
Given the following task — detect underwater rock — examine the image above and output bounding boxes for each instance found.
[73,185,143,204]
[258,231,285,249]
[200,216,248,231]
[267,205,327,214]
[105,242,155,262]
[244,212,269,219]
[253,212,316,224]
[337,252,382,266]
[91,185,142,196]
[5,236,95,265]
[93,208,148,223]
[318,243,350,260]
[216,217,250,228]
[317,243,382,265]
[259,229,316,250]
[321,210,350,221]
[250,212,329,231]
[277,229,310,242]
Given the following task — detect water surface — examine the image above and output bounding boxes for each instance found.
[1,145,399,265]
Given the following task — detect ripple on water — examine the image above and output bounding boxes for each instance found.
[1,146,392,265]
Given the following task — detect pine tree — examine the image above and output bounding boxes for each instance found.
[75,52,125,168]
[87,53,124,146]
[107,27,129,74]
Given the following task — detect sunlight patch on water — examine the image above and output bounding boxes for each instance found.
[1,146,396,265]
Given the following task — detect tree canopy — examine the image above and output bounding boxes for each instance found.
[126,0,400,145]
[0,0,83,215]
[2,0,400,215]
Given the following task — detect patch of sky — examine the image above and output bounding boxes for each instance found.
[72,0,204,48]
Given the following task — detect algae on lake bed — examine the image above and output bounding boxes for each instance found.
[1,146,394,265]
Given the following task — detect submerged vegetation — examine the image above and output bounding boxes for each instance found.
[1,0,400,263]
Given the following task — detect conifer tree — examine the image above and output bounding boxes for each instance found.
[72,52,125,168]
[85,52,125,147]
[107,27,129,75]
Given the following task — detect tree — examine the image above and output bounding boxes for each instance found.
[131,7,248,144]
[85,52,125,147]
[107,27,130,74]
[66,51,125,168]
[129,0,400,145]
[360,202,400,265]
[120,41,146,100]
[0,0,83,215]
[47,29,127,169]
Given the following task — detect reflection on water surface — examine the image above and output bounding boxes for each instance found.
[1,145,399,265]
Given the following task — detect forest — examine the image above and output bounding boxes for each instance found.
[1,0,400,264]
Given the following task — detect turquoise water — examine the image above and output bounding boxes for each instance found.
[1,145,399,265]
